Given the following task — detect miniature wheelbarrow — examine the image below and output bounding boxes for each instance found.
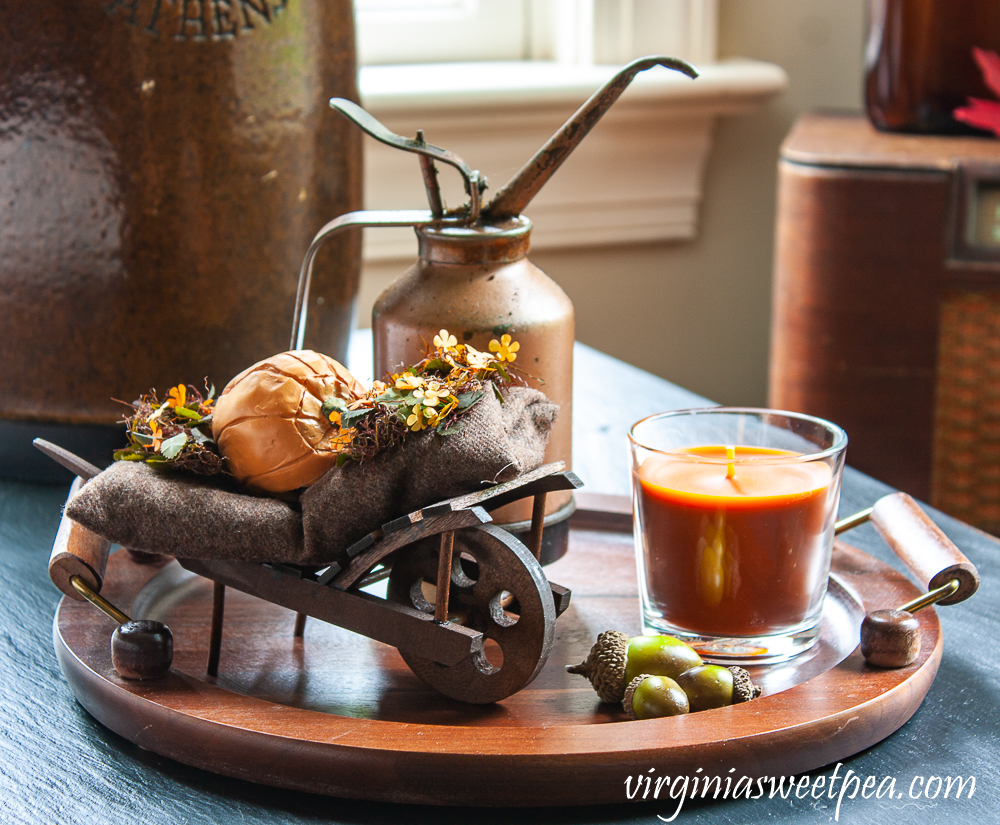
[39,439,581,704]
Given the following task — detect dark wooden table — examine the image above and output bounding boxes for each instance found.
[2,339,998,824]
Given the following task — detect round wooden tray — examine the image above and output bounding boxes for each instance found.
[54,502,942,807]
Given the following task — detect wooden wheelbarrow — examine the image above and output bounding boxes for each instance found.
[39,439,581,705]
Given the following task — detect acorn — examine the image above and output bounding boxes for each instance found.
[728,664,762,703]
[565,630,628,702]
[623,674,689,720]
[566,631,703,703]
[622,665,760,720]
[675,664,735,712]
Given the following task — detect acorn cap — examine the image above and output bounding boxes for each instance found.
[566,629,628,703]
[622,674,653,720]
[727,666,762,703]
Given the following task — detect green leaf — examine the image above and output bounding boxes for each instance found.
[159,433,188,459]
[190,428,213,446]
[113,450,144,462]
[456,389,484,411]
[173,406,202,421]
[336,453,353,467]
[320,397,348,419]
[131,432,154,446]
[436,420,465,436]
[423,358,450,373]
[206,383,216,401]
[341,407,373,429]
[493,384,505,403]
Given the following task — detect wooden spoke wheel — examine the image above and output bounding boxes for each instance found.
[385,523,556,704]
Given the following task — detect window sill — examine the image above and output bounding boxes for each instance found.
[358,59,787,260]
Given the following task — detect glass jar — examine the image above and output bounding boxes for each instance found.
[865,0,1000,133]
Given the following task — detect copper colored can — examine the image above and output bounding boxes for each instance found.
[373,218,575,563]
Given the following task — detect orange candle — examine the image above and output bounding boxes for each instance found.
[636,446,834,637]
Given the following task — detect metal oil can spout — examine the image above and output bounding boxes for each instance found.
[483,56,698,221]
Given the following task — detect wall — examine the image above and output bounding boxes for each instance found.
[356,0,866,406]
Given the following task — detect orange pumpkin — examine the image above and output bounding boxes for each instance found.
[212,350,365,492]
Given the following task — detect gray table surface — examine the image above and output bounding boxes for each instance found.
[1,338,997,824]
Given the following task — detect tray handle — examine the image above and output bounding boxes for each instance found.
[869,492,980,605]
[48,477,112,601]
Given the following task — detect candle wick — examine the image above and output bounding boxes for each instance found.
[725,445,736,480]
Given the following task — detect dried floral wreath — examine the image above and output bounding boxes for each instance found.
[115,330,525,477]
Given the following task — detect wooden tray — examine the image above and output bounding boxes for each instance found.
[53,498,942,807]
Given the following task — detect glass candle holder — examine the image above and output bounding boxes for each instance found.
[629,408,848,663]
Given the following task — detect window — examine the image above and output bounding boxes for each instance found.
[356,0,717,67]
[352,0,786,260]
[356,0,530,64]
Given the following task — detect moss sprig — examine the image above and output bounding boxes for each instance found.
[115,382,225,476]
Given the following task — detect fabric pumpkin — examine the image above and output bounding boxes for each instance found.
[212,350,364,492]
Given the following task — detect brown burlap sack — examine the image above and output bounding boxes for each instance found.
[65,386,557,565]
[65,462,306,562]
[301,385,557,558]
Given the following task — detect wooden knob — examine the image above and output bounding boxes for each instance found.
[870,493,979,605]
[112,620,173,680]
[861,609,921,668]
[48,477,112,600]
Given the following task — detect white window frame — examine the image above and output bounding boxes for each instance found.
[353,0,787,262]
[355,0,718,67]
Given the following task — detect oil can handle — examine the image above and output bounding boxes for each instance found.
[329,98,484,219]
[484,55,698,220]
[291,209,454,350]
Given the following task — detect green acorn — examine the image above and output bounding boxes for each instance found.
[568,630,761,709]
[623,665,760,719]
[623,674,689,720]
[567,631,702,703]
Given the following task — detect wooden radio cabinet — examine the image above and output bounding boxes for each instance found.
[771,112,1000,535]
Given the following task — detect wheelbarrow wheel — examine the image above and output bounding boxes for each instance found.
[385,523,556,704]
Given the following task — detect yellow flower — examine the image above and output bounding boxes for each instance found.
[149,420,163,452]
[464,345,492,369]
[433,329,458,350]
[167,384,187,408]
[395,373,426,391]
[414,380,448,407]
[406,404,427,431]
[371,379,389,394]
[327,428,353,451]
[489,334,520,363]
[328,410,342,426]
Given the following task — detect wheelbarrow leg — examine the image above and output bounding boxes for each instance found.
[207,582,225,677]
[435,531,455,623]
[528,493,547,561]
[294,612,307,637]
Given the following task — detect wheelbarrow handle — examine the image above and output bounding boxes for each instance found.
[868,492,980,605]
[48,477,113,601]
